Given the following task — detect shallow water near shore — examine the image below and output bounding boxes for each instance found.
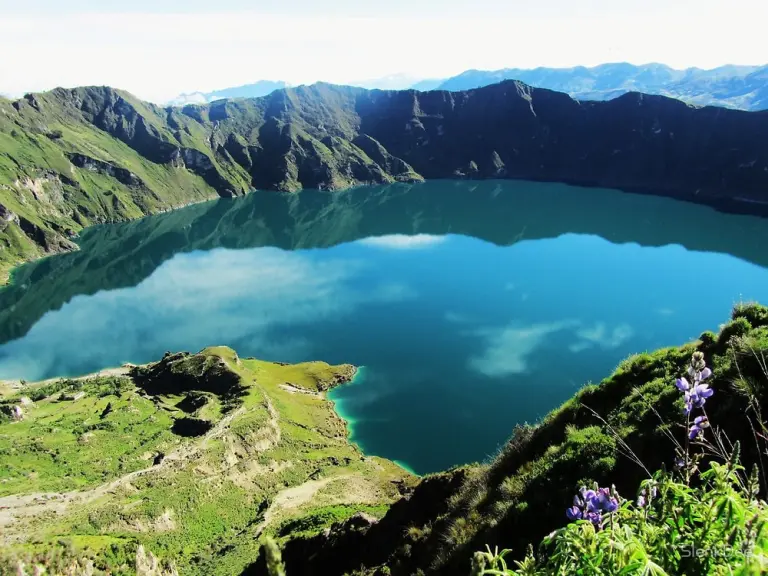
[2,180,768,473]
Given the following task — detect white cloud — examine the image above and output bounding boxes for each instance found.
[568,341,593,354]
[359,234,446,250]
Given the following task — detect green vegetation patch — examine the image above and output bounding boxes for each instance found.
[0,347,413,575]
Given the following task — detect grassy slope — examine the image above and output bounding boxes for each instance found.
[425,303,768,572]
[267,303,768,576]
[0,347,413,575]
[0,84,424,283]
[2,308,768,575]
[0,91,221,283]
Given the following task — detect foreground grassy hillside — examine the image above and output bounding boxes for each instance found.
[0,348,413,575]
[3,304,768,575]
[262,302,768,575]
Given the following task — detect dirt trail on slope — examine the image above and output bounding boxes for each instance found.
[0,405,245,539]
[254,474,353,535]
[0,372,340,546]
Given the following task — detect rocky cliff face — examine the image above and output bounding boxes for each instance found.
[1,81,768,279]
[354,83,768,207]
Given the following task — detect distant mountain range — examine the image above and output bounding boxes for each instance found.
[167,80,290,106]
[167,63,768,110]
[166,76,444,106]
[434,63,768,110]
[347,74,442,92]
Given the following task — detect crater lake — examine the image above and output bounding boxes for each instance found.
[2,180,768,474]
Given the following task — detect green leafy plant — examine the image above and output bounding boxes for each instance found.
[474,346,768,575]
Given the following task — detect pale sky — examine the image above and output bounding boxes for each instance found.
[1,0,766,103]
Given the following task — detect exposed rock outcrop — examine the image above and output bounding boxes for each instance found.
[67,152,144,187]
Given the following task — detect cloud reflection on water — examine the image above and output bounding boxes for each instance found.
[0,247,415,380]
[468,319,636,378]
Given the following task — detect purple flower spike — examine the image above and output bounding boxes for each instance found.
[585,511,602,527]
[694,415,710,428]
[677,354,715,415]
[596,488,618,512]
[566,506,582,520]
[689,417,709,439]
[580,487,596,501]
[695,383,714,399]
[568,486,618,527]
[676,377,691,392]
[637,494,646,508]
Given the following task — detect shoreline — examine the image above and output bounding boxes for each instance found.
[0,193,223,287]
[0,355,420,477]
[0,365,134,395]
[4,178,768,287]
[326,366,419,477]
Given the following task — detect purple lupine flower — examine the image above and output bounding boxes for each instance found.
[676,377,691,392]
[597,487,619,512]
[585,511,602,528]
[566,506,582,520]
[637,486,658,508]
[688,365,712,381]
[692,383,714,405]
[677,355,714,414]
[689,415,710,439]
[567,486,619,526]
[580,487,596,502]
[683,393,694,415]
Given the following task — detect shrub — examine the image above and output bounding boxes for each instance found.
[475,463,768,575]
[732,302,768,329]
[719,317,752,346]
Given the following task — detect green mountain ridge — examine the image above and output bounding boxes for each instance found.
[3,81,768,282]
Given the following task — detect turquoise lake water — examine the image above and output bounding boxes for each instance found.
[2,180,768,474]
